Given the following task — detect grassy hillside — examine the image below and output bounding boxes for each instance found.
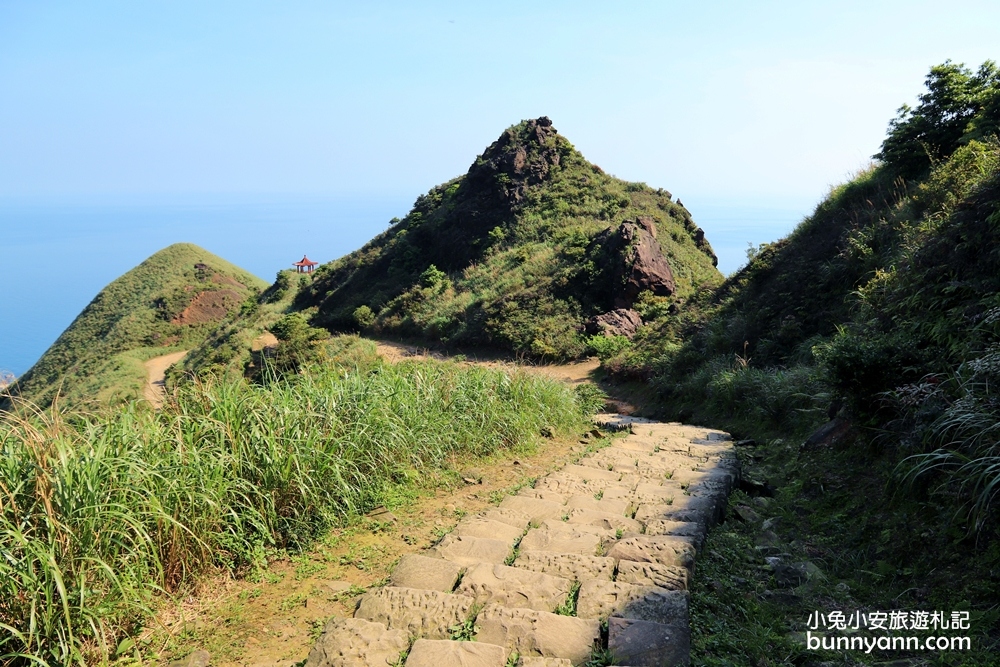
[610,61,1000,663]
[9,243,267,407]
[0,338,592,666]
[293,117,722,359]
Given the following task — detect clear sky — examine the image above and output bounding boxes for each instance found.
[2,1,998,205]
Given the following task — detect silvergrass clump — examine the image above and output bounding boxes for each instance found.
[0,356,586,665]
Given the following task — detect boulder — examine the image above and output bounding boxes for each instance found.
[586,309,643,339]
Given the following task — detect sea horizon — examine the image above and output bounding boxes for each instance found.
[1,192,814,377]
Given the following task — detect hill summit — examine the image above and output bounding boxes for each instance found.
[11,243,266,407]
[295,117,722,358]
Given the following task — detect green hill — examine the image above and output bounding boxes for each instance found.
[295,117,723,359]
[607,61,1000,663]
[11,243,267,407]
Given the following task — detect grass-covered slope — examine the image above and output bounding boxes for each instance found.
[613,61,1000,664]
[10,243,267,407]
[0,338,591,666]
[295,117,722,359]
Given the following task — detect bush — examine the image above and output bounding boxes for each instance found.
[266,313,328,375]
[585,335,633,360]
[352,305,375,328]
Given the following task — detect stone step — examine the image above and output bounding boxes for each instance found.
[404,639,507,667]
[576,581,689,627]
[456,562,574,612]
[517,657,573,667]
[390,554,463,592]
[609,616,690,667]
[305,617,409,667]
[616,560,689,591]
[303,413,735,667]
[564,507,642,533]
[564,494,631,517]
[512,551,616,582]
[498,496,565,523]
[536,472,629,496]
[518,525,606,556]
[516,487,570,505]
[475,602,601,665]
[604,536,696,571]
[355,586,474,640]
[481,507,533,531]
[428,534,512,567]
[453,516,526,545]
[643,519,706,550]
[562,464,624,484]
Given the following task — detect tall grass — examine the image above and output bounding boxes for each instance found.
[0,353,586,665]
[898,350,1000,532]
[653,355,828,438]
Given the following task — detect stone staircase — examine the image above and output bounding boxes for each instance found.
[305,416,738,667]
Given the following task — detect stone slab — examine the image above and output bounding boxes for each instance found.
[428,534,511,567]
[481,508,533,531]
[454,517,525,545]
[404,639,507,667]
[565,508,642,533]
[576,581,688,626]
[516,487,569,505]
[355,586,474,640]
[498,496,565,524]
[456,562,573,612]
[615,560,688,591]
[642,520,706,549]
[634,503,674,524]
[564,495,631,516]
[517,658,573,667]
[518,526,603,556]
[605,536,695,570]
[512,551,616,581]
[475,603,600,664]
[305,617,409,667]
[563,464,624,483]
[390,554,464,592]
[608,616,690,666]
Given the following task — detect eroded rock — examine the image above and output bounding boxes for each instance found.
[305,617,409,667]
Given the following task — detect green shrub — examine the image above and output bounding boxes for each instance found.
[353,305,376,328]
[585,335,633,360]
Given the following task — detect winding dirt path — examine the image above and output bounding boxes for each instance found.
[142,350,188,408]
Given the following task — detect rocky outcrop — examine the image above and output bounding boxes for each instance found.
[467,117,564,207]
[586,308,643,339]
[587,217,676,310]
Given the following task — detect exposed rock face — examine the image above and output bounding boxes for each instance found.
[468,116,563,207]
[588,217,676,310]
[586,308,643,338]
[620,218,675,306]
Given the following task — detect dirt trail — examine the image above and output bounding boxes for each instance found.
[142,350,188,408]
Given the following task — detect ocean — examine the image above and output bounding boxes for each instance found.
[0,194,813,377]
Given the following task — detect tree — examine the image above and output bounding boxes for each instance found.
[876,61,1000,179]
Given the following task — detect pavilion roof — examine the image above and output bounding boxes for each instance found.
[293,256,318,267]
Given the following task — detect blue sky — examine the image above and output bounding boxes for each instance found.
[2,1,998,205]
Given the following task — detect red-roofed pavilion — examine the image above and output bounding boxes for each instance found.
[293,256,318,273]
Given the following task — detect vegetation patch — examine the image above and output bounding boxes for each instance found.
[0,339,590,666]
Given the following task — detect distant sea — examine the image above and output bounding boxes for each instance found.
[0,194,814,377]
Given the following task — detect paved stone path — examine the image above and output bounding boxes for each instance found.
[305,415,738,667]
